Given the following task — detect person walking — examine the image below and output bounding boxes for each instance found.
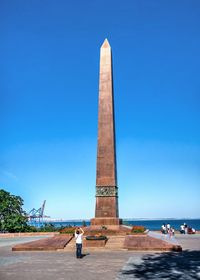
[75,227,84,258]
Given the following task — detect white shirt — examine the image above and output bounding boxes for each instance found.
[75,233,83,244]
[167,224,170,229]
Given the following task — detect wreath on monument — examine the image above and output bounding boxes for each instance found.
[86,235,107,241]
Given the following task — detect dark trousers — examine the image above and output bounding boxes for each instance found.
[76,243,82,258]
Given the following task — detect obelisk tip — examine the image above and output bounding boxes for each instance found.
[101,38,111,49]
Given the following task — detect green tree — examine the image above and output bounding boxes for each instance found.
[0,189,28,232]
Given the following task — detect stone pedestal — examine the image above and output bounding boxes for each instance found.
[90,217,122,226]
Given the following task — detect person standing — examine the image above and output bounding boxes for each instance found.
[75,227,84,258]
[171,227,175,236]
[180,224,185,234]
[184,223,188,234]
[166,223,171,233]
[161,224,167,234]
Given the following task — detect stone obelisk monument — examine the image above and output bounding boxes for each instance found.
[91,39,122,227]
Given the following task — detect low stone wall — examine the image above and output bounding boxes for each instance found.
[0,232,59,238]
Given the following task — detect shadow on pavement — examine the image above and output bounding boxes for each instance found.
[81,253,90,258]
[122,250,200,279]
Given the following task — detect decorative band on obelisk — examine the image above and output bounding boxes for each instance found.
[91,39,122,226]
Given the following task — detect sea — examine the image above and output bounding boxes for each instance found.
[41,219,200,231]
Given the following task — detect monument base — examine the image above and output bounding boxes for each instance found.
[90,217,122,227]
[123,234,182,251]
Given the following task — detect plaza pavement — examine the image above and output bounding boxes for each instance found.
[117,234,200,280]
[0,234,200,280]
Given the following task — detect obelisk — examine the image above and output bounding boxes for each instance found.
[91,39,122,226]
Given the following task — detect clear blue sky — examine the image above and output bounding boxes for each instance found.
[1,0,200,219]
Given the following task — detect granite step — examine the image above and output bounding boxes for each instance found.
[62,235,126,251]
[105,236,125,249]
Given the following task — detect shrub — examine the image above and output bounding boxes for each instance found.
[131,225,146,234]
[25,225,38,232]
[59,227,76,235]
[38,223,58,232]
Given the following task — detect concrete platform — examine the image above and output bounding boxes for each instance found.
[12,235,72,251]
[123,234,182,251]
[66,231,182,252]
[10,231,182,252]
